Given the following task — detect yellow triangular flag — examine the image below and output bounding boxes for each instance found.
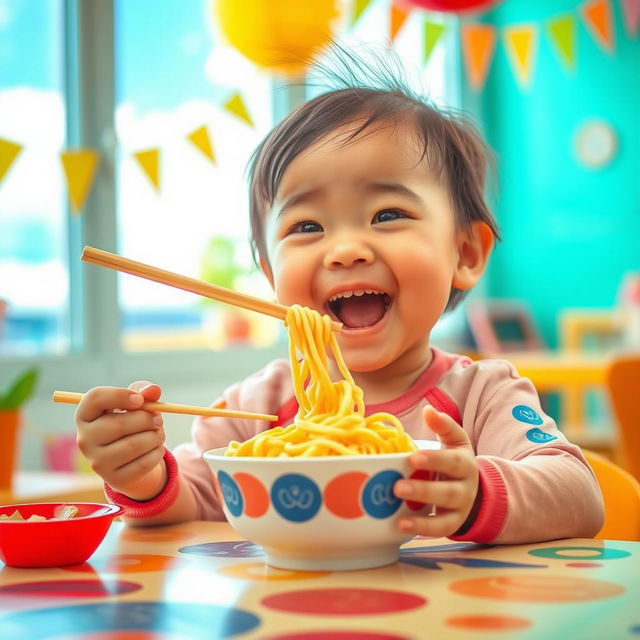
[503,24,537,87]
[390,1,412,43]
[352,0,374,26]
[0,138,23,185]
[461,23,497,90]
[547,14,576,71]
[187,125,216,164]
[424,21,447,64]
[223,92,254,127]
[133,148,160,192]
[60,149,100,213]
[580,0,615,53]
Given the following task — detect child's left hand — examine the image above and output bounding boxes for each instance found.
[394,405,479,538]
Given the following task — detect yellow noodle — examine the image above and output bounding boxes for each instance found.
[225,305,416,457]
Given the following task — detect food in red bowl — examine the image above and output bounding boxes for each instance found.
[0,502,123,568]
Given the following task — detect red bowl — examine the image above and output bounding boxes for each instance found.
[0,502,123,568]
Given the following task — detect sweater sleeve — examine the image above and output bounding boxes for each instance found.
[450,359,604,544]
[109,359,295,523]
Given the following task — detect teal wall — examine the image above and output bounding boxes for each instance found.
[464,0,639,348]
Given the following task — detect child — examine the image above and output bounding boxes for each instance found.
[75,58,604,543]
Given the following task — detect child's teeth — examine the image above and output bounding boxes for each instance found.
[353,290,365,296]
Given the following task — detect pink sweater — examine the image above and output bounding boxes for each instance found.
[106,347,604,542]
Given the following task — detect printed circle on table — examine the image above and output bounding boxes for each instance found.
[405,468,436,512]
[449,575,626,602]
[362,470,403,519]
[528,546,631,561]
[64,554,189,574]
[0,601,260,640]
[121,528,196,543]
[218,470,243,517]
[446,614,532,631]
[0,580,141,598]
[266,632,409,640]
[219,562,330,581]
[178,541,263,558]
[566,562,603,568]
[512,405,543,425]
[271,473,321,522]
[234,472,269,517]
[261,587,426,615]
[525,427,557,443]
[324,472,367,518]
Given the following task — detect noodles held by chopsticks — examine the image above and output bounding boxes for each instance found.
[225,305,416,457]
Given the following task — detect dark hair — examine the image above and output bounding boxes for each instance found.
[247,47,500,311]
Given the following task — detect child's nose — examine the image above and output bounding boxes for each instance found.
[323,236,375,269]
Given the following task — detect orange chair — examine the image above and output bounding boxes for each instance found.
[583,450,640,541]
[606,356,640,481]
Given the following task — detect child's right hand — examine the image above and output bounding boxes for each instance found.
[75,381,168,501]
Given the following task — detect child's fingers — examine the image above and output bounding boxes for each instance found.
[105,445,166,489]
[75,386,144,423]
[90,430,165,478]
[398,511,462,538]
[128,380,162,402]
[395,478,470,510]
[423,405,472,449]
[409,448,476,480]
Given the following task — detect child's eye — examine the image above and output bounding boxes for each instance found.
[289,221,323,234]
[373,208,408,224]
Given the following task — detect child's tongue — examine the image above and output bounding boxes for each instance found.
[336,294,386,328]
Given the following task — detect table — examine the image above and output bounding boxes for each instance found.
[0,472,105,506]
[0,521,638,639]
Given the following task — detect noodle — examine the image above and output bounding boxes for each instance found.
[225,305,416,457]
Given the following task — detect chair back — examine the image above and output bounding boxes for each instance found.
[583,450,640,541]
[606,356,640,481]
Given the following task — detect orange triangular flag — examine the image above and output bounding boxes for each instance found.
[580,0,615,52]
[390,1,412,42]
[461,23,497,90]
[60,149,100,213]
[0,138,23,185]
[547,14,576,71]
[187,125,216,164]
[223,92,254,127]
[503,24,537,87]
[352,0,374,26]
[133,148,160,191]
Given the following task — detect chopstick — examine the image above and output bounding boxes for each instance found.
[52,391,278,422]
[81,246,342,332]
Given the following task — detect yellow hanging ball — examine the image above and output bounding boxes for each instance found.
[214,0,341,75]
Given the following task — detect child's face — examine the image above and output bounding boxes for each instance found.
[262,121,477,373]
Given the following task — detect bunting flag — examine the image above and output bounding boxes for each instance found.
[133,148,161,192]
[0,138,23,185]
[351,0,374,26]
[223,92,254,127]
[187,125,216,164]
[621,0,640,35]
[60,149,100,213]
[424,21,447,63]
[390,1,412,42]
[580,0,615,52]
[503,24,537,87]
[461,23,497,89]
[547,14,577,71]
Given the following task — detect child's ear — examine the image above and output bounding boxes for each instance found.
[259,256,274,288]
[452,221,494,290]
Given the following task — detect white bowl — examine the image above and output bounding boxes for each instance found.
[203,440,440,571]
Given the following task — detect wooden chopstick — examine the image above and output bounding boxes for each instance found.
[82,246,342,331]
[52,391,278,422]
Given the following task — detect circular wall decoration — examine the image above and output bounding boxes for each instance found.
[575,120,617,169]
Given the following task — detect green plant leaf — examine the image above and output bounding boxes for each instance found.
[0,368,39,410]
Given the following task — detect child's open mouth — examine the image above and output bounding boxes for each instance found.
[327,290,392,329]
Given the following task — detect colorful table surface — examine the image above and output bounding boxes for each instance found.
[0,521,638,640]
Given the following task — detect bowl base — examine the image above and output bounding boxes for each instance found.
[263,546,400,572]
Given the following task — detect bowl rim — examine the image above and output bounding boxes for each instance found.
[0,502,124,523]
[203,439,440,462]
